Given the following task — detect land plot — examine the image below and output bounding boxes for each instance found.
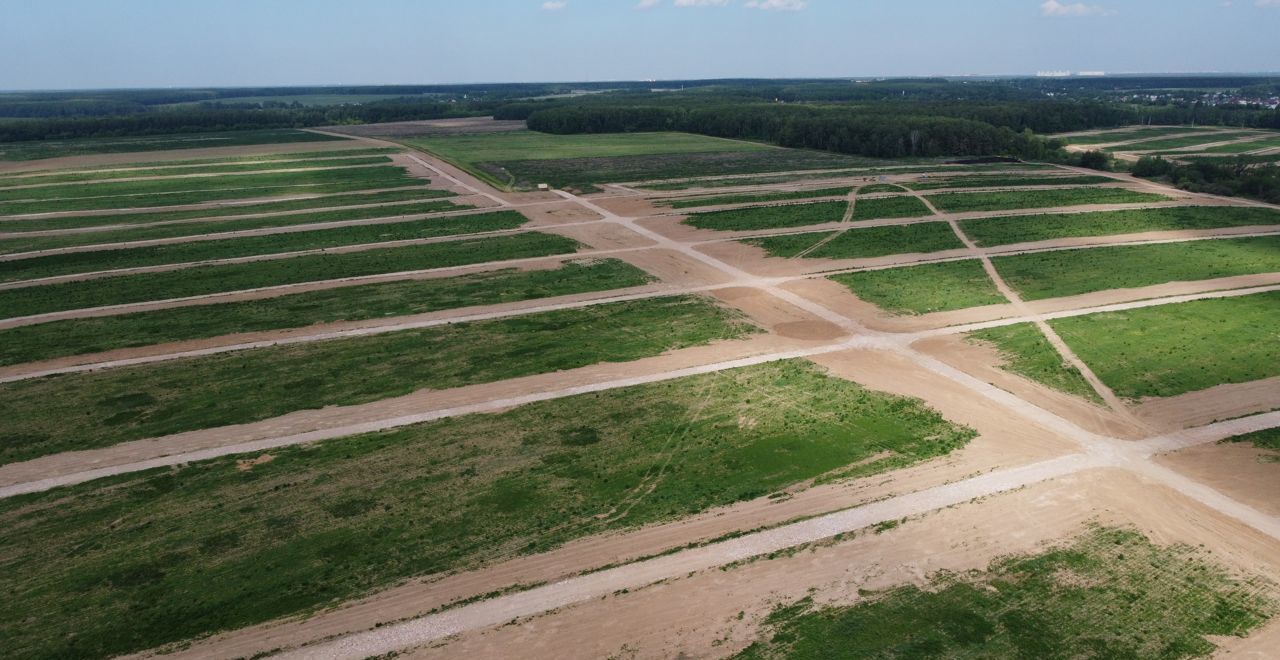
[1050,291,1280,399]
[0,259,653,368]
[739,527,1271,659]
[0,232,580,319]
[0,147,398,178]
[1105,131,1262,153]
[0,166,421,215]
[850,195,932,221]
[0,155,394,187]
[1226,428,1280,459]
[1201,136,1280,154]
[0,295,758,463]
[830,260,1004,315]
[0,199,469,255]
[858,183,907,193]
[1059,126,1218,145]
[0,360,974,659]
[745,222,964,260]
[0,210,529,282]
[639,164,1051,191]
[962,206,1280,247]
[0,129,344,161]
[992,235,1280,301]
[904,174,1113,191]
[926,187,1168,214]
[662,187,852,210]
[685,201,847,232]
[967,323,1100,401]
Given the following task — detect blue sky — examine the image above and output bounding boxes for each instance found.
[1,0,1277,90]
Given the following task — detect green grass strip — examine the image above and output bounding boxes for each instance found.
[1,210,528,283]
[830,260,1005,315]
[0,360,973,659]
[0,295,758,463]
[1059,127,1214,145]
[0,199,469,255]
[0,129,344,162]
[1107,131,1262,152]
[664,187,852,210]
[0,148,399,180]
[0,259,653,367]
[968,323,1101,402]
[1225,428,1280,461]
[858,183,906,193]
[905,174,1114,191]
[685,201,847,231]
[961,206,1280,247]
[926,187,1168,214]
[992,235,1280,301]
[0,231,580,319]
[747,222,964,260]
[850,195,932,221]
[0,156,394,188]
[1200,136,1280,154]
[1051,291,1280,399]
[738,526,1272,659]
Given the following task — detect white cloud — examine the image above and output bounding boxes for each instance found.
[540,1,567,9]
[746,0,808,8]
[636,0,662,7]
[673,0,730,6]
[1257,0,1280,7]
[1040,0,1114,16]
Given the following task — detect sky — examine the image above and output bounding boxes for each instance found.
[1,0,1278,90]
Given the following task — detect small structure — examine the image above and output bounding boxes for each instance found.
[537,183,550,191]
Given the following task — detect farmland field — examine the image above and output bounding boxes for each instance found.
[1199,135,1280,154]
[904,174,1113,190]
[746,222,964,259]
[967,323,1100,401]
[830,260,1004,315]
[926,187,1168,213]
[684,201,846,231]
[1104,131,1262,153]
[961,206,1280,247]
[1050,291,1280,399]
[1058,126,1217,145]
[992,235,1280,300]
[849,195,931,221]
[0,129,346,161]
[662,186,852,209]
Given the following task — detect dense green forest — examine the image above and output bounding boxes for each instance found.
[1133,156,1280,203]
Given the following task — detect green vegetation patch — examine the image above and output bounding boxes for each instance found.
[409,130,768,164]
[0,165,420,215]
[1107,131,1263,153]
[1225,428,1280,461]
[967,323,1101,402]
[993,235,1280,301]
[685,201,847,232]
[0,295,757,463]
[1,210,529,282]
[858,183,906,193]
[1060,126,1217,146]
[0,148,398,179]
[738,526,1273,659]
[962,206,1280,247]
[830,260,1005,315]
[1200,136,1280,154]
[0,129,345,161]
[663,187,851,210]
[746,222,964,260]
[850,195,932,221]
[0,231,580,319]
[1050,291,1280,399]
[0,360,974,659]
[926,187,1168,213]
[0,259,652,367]
[905,174,1113,191]
[0,155,393,187]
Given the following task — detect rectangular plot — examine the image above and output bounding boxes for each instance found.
[0,129,345,162]
[904,174,1113,191]
[992,235,1280,301]
[0,231,581,319]
[0,295,758,463]
[0,210,529,283]
[0,155,394,187]
[1060,126,1217,145]
[663,186,852,210]
[0,359,973,659]
[850,195,931,221]
[926,188,1168,213]
[830,260,1005,315]
[685,201,847,231]
[746,222,963,260]
[1106,131,1261,152]
[961,206,1280,247]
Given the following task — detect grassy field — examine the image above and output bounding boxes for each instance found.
[0,165,420,215]
[858,183,906,193]
[0,199,469,255]
[738,526,1272,659]
[0,232,580,319]
[1200,136,1280,154]
[685,201,847,232]
[1106,131,1262,153]
[1051,291,1280,399]
[967,323,1101,402]
[637,164,1056,191]
[0,360,975,659]
[0,156,393,187]
[1059,126,1216,145]
[0,148,397,177]
[961,206,1280,247]
[0,295,757,464]
[0,259,653,367]
[1,210,529,282]
[904,174,1114,191]
[663,187,852,210]
[849,195,931,221]
[1226,428,1280,460]
[830,260,1005,315]
[0,129,345,161]
[404,131,873,191]
[746,222,964,260]
[992,235,1280,301]
[926,187,1168,213]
